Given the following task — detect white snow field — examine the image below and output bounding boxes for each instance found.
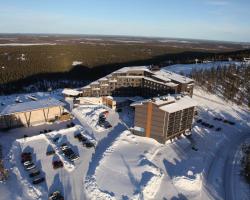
[163,61,243,75]
[0,86,249,200]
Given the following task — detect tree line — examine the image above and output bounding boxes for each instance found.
[191,63,250,107]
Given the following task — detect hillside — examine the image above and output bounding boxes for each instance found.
[1,35,250,94]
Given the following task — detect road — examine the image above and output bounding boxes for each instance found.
[201,133,249,200]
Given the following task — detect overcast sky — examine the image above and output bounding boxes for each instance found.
[0,0,250,42]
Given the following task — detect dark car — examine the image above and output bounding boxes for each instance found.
[29,170,40,178]
[53,160,64,169]
[74,133,81,139]
[69,154,79,162]
[21,152,31,158]
[104,122,112,128]
[208,125,214,128]
[49,191,64,200]
[216,127,222,131]
[84,142,95,148]
[21,153,32,163]
[21,155,32,163]
[32,177,45,184]
[46,149,55,156]
[77,134,88,142]
[228,121,235,125]
[53,137,60,143]
[196,119,202,123]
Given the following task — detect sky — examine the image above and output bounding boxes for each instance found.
[0,0,250,42]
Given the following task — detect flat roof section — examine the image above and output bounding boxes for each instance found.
[62,88,82,96]
[159,96,197,113]
[0,98,65,116]
[157,70,194,84]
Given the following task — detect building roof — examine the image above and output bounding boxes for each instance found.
[114,66,150,73]
[62,88,82,96]
[159,96,197,113]
[0,98,65,116]
[131,95,197,113]
[157,70,194,84]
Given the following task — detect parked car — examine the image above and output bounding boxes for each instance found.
[84,141,95,148]
[32,177,45,184]
[29,169,40,178]
[53,137,60,143]
[104,121,112,128]
[216,127,222,131]
[23,161,33,167]
[21,153,32,163]
[46,149,55,156]
[24,163,36,171]
[76,134,88,142]
[49,191,64,200]
[69,154,79,162]
[196,119,202,123]
[53,160,64,169]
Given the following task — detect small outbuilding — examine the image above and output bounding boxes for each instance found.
[0,98,65,129]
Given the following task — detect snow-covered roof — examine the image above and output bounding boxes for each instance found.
[131,95,197,113]
[62,88,82,96]
[0,98,65,116]
[114,66,150,73]
[155,70,194,84]
[159,96,197,113]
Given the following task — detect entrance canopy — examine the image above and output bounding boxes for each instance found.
[0,98,65,116]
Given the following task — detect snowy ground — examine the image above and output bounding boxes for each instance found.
[163,61,243,75]
[0,86,249,200]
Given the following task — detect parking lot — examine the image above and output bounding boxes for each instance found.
[10,125,96,200]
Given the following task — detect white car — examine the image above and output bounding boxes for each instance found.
[24,163,36,171]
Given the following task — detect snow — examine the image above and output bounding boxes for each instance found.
[72,61,83,66]
[163,61,243,75]
[0,98,65,116]
[62,88,81,96]
[159,95,197,113]
[0,71,249,200]
[155,70,194,84]
[0,43,57,46]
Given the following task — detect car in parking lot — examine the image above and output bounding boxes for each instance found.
[29,169,40,178]
[61,146,79,161]
[21,152,32,163]
[49,191,64,200]
[53,160,64,169]
[46,149,55,156]
[24,163,36,171]
[74,133,88,142]
[32,177,45,185]
[83,141,95,148]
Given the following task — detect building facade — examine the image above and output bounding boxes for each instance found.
[82,66,194,98]
[0,98,65,129]
[131,95,197,143]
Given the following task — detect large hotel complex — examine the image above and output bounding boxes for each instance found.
[80,66,197,143]
[81,66,194,98]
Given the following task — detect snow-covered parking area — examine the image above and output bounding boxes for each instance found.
[5,126,96,200]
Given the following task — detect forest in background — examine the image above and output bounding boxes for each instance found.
[191,63,250,107]
[0,42,250,94]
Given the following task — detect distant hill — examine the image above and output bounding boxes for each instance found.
[0,34,250,94]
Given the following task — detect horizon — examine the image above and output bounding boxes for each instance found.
[1,0,250,43]
[1,32,250,44]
